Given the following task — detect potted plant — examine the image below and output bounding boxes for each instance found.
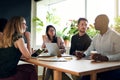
[61,20,78,47]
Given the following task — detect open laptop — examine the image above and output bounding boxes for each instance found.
[38,43,71,57]
[45,43,61,56]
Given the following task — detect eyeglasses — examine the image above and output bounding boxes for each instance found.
[49,29,55,32]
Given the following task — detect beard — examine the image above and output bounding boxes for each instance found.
[80,30,86,33]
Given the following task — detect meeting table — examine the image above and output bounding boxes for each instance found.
[21,56,120,80]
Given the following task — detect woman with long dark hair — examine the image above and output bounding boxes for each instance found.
[42,25,71,80]
[42,25,65,51]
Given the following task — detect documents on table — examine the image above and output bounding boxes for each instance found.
[38,56,67,62]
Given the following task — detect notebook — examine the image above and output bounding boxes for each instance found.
[38,56,67,62]
[45,43,61,56]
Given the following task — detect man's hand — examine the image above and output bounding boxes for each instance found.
[90,53,108,61]
[75,51,85,60]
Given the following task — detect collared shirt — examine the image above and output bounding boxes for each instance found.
[85,28,120,61]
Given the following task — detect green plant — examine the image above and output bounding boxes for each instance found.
[46,9,61,25]
[62,35,70,40]
[113,16,120,33]
[33,17,44,26]
[86,24,99,38]
[33,8,61,32]
[33,17,44,32]
[68,20,78,35]
[61,20,78,41]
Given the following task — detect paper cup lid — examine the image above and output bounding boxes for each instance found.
[91,51,98,53]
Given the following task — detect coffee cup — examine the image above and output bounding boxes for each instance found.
[90,51,98,59]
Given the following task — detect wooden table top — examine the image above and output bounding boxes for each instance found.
[23,56,120,76]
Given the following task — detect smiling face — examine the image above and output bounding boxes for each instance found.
[77,20,88,33]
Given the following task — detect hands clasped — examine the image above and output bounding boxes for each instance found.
[75,51,85,60]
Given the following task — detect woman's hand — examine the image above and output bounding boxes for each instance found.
[59,49,66,54]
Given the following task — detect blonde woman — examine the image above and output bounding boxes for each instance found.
[22,19,32,54]
[0,16,37,80]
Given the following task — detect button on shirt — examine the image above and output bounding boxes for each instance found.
[85,28,120,61]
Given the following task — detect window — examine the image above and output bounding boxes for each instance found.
[34,0,117,47]
[87,0,115,25]
[119,0,120,16]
